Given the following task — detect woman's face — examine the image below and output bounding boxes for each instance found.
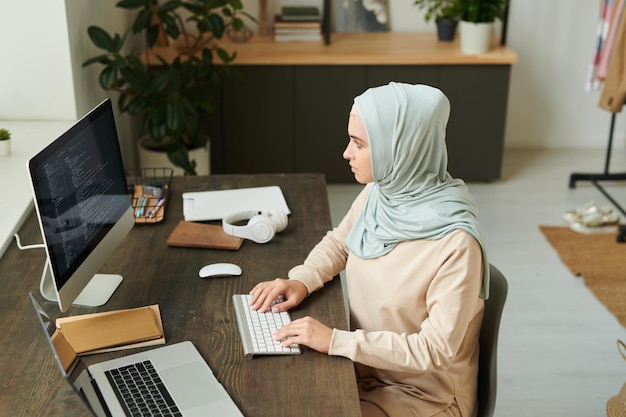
[343,105,373,184]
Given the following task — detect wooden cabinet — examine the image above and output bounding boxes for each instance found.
[211,33,517,182]
[293,66,366,181]
[220,66,295,174]
[440,65,511,182]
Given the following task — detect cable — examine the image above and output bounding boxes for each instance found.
[14,233,45,251]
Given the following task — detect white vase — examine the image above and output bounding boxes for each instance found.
[137,136,210,176]
[459,20,493,54]
[0,139,10,156]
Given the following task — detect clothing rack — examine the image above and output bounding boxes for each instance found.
[568,112,626,241]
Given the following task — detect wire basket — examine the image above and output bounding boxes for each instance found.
[126,168,173,224]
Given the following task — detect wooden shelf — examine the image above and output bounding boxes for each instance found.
[146,32,517,67]
[218,32,517,66]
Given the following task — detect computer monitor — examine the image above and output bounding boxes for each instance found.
[27,98,134,312]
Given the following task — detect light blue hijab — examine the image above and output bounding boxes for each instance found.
[345,82,490,299]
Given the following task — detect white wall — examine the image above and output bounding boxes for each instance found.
[0,0,139,166]
[503,1,624,149]
[0,0,76,121]
[1,0,624,152]
[64,0,128,118]
[63,0,140,164]
[388,0,624,150]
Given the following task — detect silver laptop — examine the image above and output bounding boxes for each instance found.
[30,293,244,417]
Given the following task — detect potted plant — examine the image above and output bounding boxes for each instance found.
[413,0,461,42]
[0,128,11,156]
[456,0,507,53]
[83,0,254,175]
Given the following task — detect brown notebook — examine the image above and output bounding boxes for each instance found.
[166,220,243,250]
[58,306,163,354]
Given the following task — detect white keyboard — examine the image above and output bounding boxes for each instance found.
[232,294,301,359]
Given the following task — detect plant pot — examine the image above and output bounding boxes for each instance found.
[0,140,10,156]
[459,20,493,54]
[138,136,210,176]
[435,17,458,42]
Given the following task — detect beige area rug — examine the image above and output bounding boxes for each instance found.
[539,226,626,327]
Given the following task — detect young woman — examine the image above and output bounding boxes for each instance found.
[249,82,489,417]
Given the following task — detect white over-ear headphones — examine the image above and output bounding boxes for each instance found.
[222,208,288,244]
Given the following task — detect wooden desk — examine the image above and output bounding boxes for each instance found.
[0,173,361,417]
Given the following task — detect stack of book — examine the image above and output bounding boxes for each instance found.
[273,6,322,42]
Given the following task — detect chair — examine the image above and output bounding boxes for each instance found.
[476,264,509,417]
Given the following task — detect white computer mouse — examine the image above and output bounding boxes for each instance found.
[199,262,242,279]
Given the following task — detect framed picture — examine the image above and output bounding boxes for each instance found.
[334,0,389,32]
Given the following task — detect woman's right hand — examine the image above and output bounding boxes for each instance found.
[248,278,308,313]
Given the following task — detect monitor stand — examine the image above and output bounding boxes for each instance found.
[15,233,123,308]
[39,258,123,307]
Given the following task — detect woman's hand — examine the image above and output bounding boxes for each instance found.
[248,278,308,313]
[273,316,333,354]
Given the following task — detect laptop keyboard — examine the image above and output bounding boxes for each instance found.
[105,360,182,417]
[232,294,301,359]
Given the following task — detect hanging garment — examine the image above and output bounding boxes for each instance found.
[598,0,625,80]
[600,0,626,112]
[588,0,613,91]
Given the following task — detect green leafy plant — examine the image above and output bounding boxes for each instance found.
[83,0,254,175]
[457,0,507,23]
[0,128,10,141]
[413,0,461,22]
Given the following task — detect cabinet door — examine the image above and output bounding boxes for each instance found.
[366,66,439,88]
[221,66,295,174]
[439,65,511,181]
[294,66,366,182]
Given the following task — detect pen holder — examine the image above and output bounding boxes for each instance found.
[126,168,173,224]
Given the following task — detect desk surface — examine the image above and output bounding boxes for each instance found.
[0,173,361,417]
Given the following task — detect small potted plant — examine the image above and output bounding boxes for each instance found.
[0,128,11,156]
[413,0,461,41]
[456,0,507,53]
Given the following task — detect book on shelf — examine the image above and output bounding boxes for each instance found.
[274,32,323,42]
[273,12,322,42]
[275,29,321,36]
[280,6,321,21]
[274,14,321,30]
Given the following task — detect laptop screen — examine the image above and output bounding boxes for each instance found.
[29,293,107,417]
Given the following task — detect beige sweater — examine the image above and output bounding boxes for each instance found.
[288,185,484,417]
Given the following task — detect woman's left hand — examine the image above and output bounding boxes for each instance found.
[273,316,333,354]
